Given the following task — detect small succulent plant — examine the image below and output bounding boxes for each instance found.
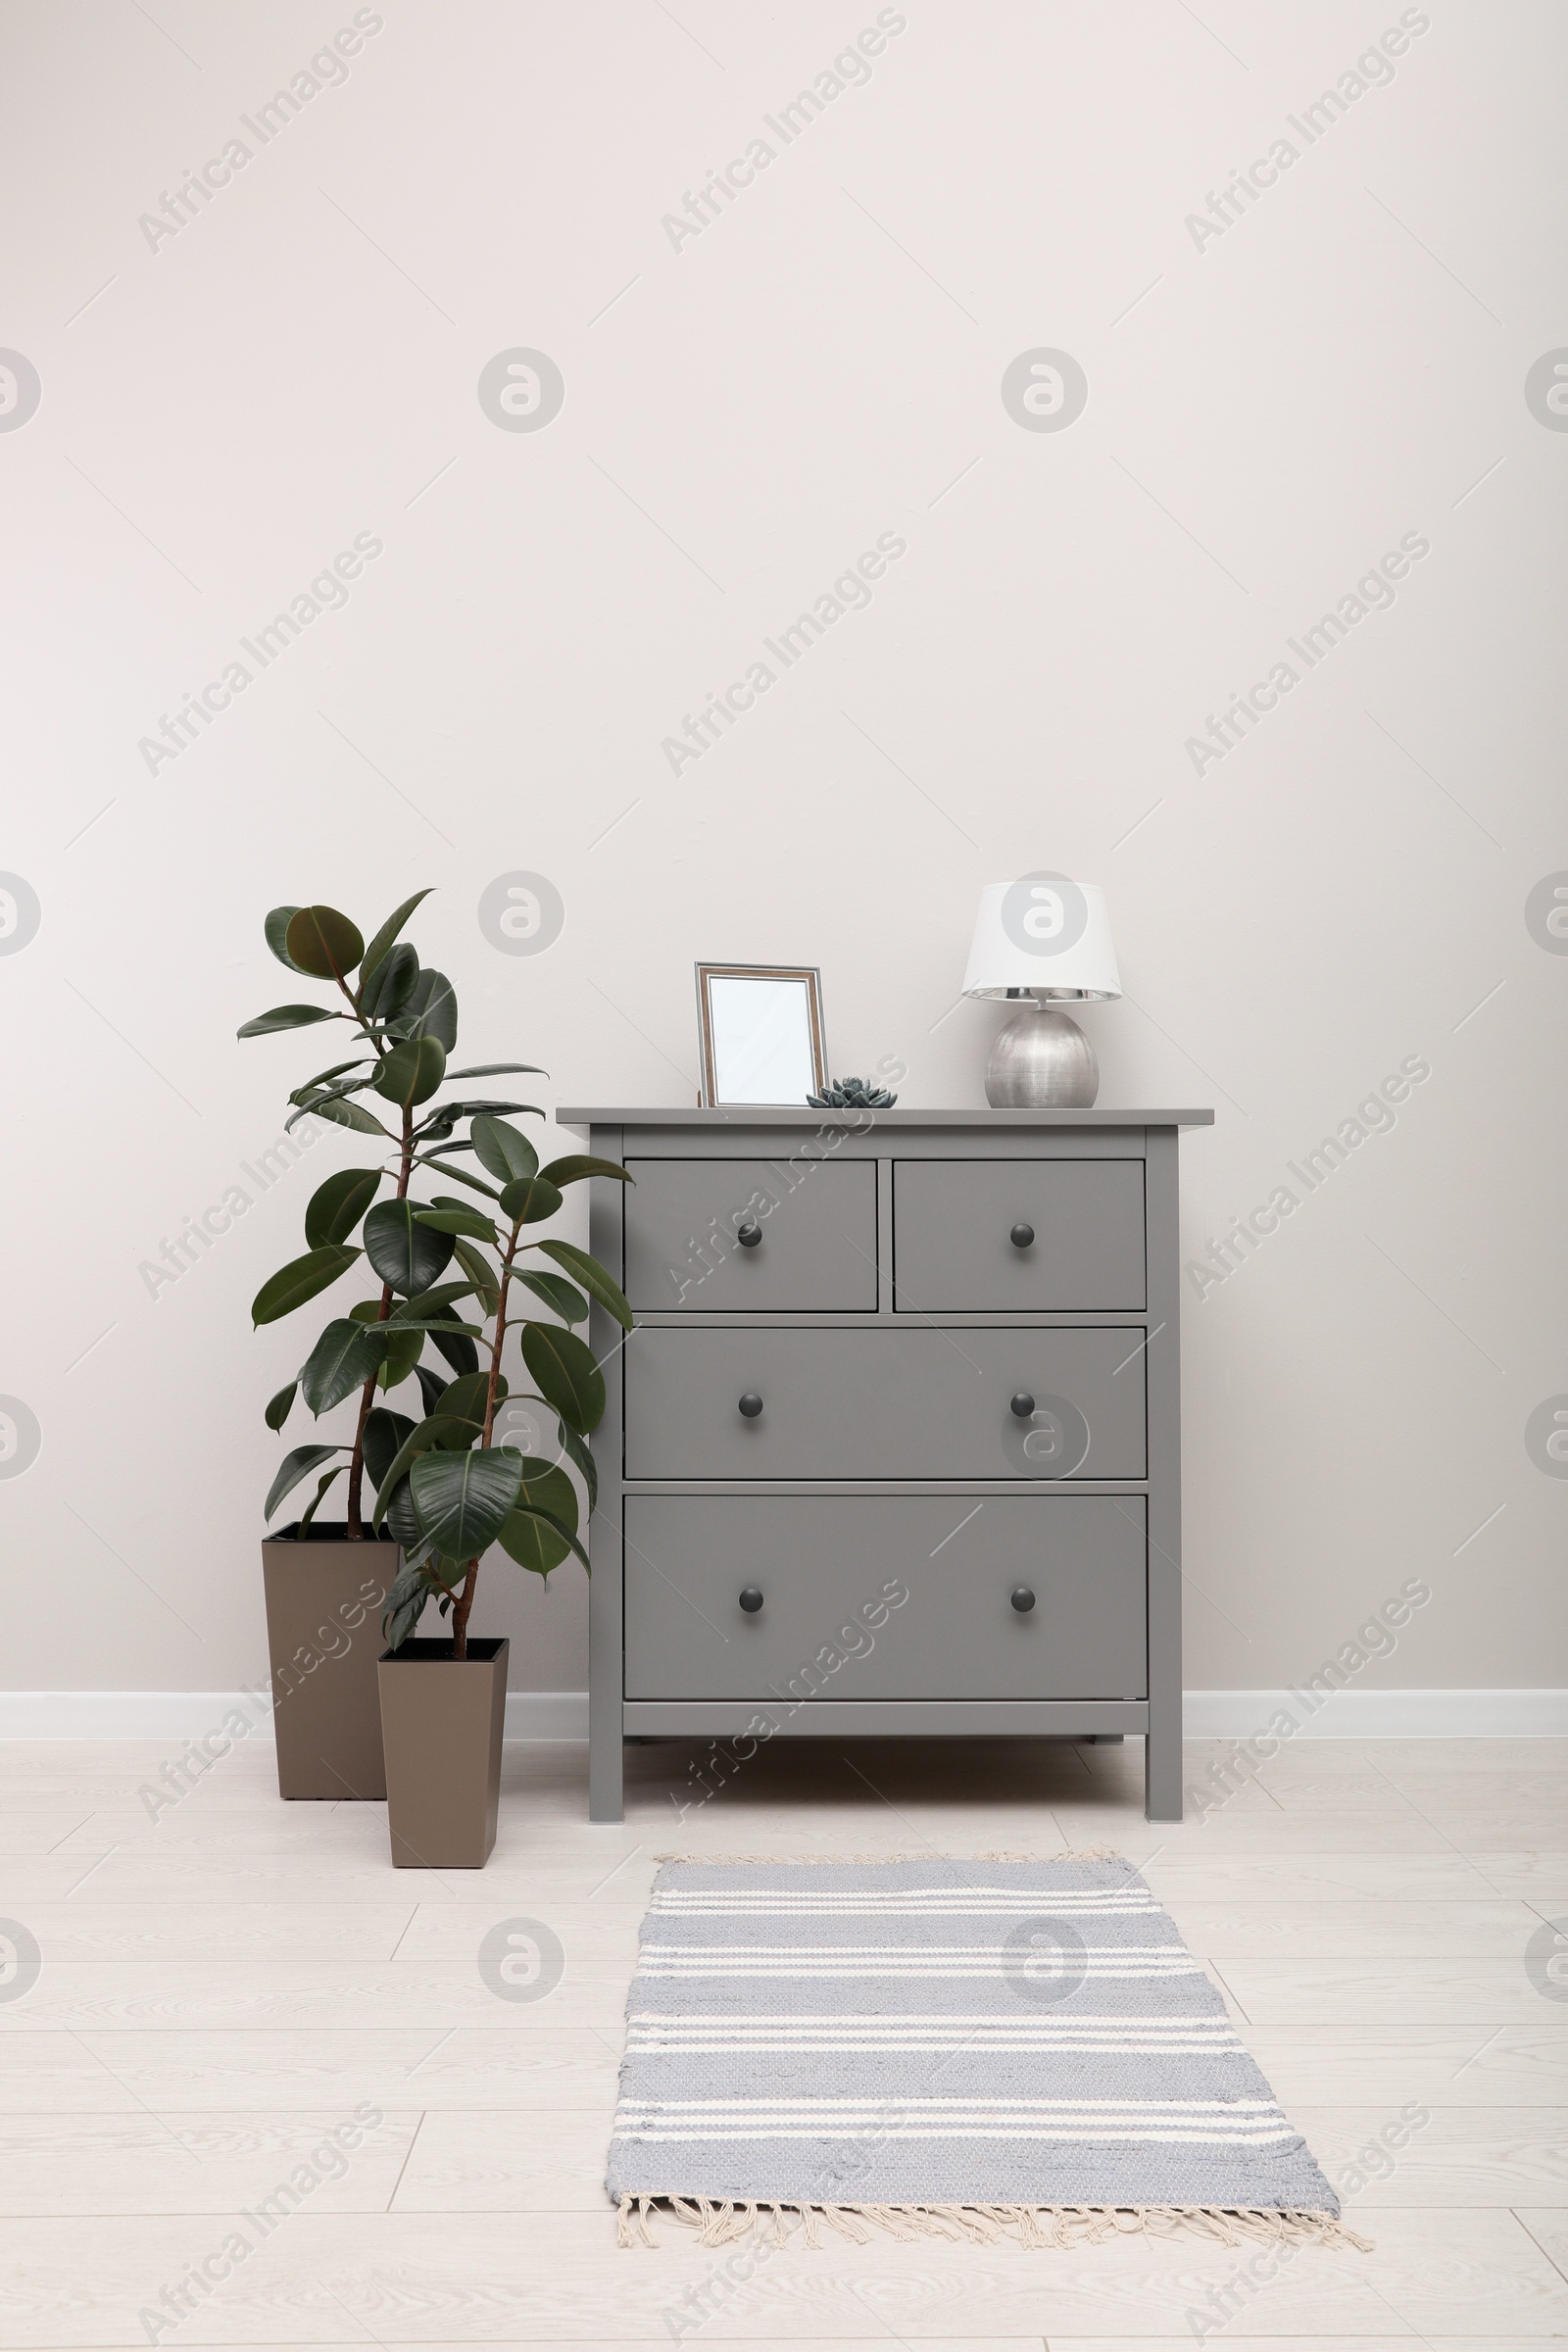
[807,1076,898,1109]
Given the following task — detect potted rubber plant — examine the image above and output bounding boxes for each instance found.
[368,1092,632,1868]
[240,894,631,1854]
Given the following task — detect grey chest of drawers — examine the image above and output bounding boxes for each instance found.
[558,1106,1213,1823]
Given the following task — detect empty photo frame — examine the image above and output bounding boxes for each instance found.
[695,963,827,1107]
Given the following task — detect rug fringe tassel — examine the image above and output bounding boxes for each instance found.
[615,2194,660,2250]
[617,2198,1372,2252]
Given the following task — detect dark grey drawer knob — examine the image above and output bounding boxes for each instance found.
[1010,1586,1036,1613]
[737,1221,762,1248]
[1010,1392,1036,1418]
[1009,1222,1035,1249]
[738,1587,764,1613]
[738,1392,764,1418]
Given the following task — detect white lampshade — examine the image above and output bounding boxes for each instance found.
[961,877,1122,1002]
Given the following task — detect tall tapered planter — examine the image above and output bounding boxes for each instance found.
[261,1526,399,1800]
[378,1637,510,1868]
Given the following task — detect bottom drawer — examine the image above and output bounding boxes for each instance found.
[622,1495,1147,1702]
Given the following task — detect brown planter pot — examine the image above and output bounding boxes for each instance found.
[377,1637,510,1869]
[261,1524,399,1801]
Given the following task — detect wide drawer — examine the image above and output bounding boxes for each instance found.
[893,1157,1146,1311]
[624,1326,1146,1480]
[622,1494,1148,1700]
[622,1157,877,1312]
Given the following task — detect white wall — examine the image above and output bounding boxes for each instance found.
[2,0,1563,1704]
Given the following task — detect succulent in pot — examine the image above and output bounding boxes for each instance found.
[807,1076,898,1109]
[240,891,631,1849]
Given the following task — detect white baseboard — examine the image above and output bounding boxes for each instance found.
[0,1690,593,1741]
[0,1691,278,1740]
[1185,1688,1568,1738]
[505,1690,589,1740]
[0,1689,1562,1740]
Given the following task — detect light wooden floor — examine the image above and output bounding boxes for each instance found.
[1,1732,1564,2349]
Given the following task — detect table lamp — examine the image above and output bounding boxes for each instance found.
[961,872,1122,1107]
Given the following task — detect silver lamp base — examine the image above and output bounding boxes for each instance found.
[985,998,1099,1108]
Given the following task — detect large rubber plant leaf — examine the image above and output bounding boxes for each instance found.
[414,1205,498,1244]
[416,1099,542,1137]
[427,1317,478,1378]
[236,1004,340,1039]
[535,1239,634,1333]
[471,1114,538,1185]
[360,939,418,1022]
[428,1368,505,1438]
[362,1406,416,1494]
[372,1036,447,1110]
[518,1324,605,1434]
[287,1067,374,1112]
[264,1382,297,1432]
[444,1240,502,1319]
[380,1557,430,1650]
[291,1056,373,1100]
[498,1502,586,1579]
[409,1152,501,1200]
[296,1465,343,1533]
[299,1319,388,1415]
[359,890,433,992]
[376,1323,424,1392]
[370,1415,471,1529]
[409,1446,524,1561]
[381,1481,425,1562]
[393,1278,485,1318]
[400,966,458,1051]
[264,1444,346,1521]
[518,1456,578,1531]
[290,1066,382,1114]
[371,1317,482,1339]
[251,1245,361,1327]
[363,1200,456,1297]
[555,1418,598,1511]
[285,905,365,981]
[496,1458,580,1575]
[289,1095,394,1139]
[512,1270,588,1326]
[304,1167,383,1250]
[539,1155,634,1188]
[265,905,306,971]
[500,1175,562,1224]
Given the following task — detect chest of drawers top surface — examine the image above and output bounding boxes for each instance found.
[559,1106,1213,1130]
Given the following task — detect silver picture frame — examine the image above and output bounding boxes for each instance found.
[694,962,828,1108]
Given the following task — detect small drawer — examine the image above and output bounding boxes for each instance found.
[622,1157,877,1313]
[623,1494,1148,1700]
[894,1157,1146,1311]
[624,1327,1146,1480]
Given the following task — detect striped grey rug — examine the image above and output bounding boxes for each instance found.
[609,1856,1362,2250]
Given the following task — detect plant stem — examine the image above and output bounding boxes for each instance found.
[481,1223,521,1447]
[449,1221,522,1655]
[451,1557,478,1661]
[346,1099,413,1538]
